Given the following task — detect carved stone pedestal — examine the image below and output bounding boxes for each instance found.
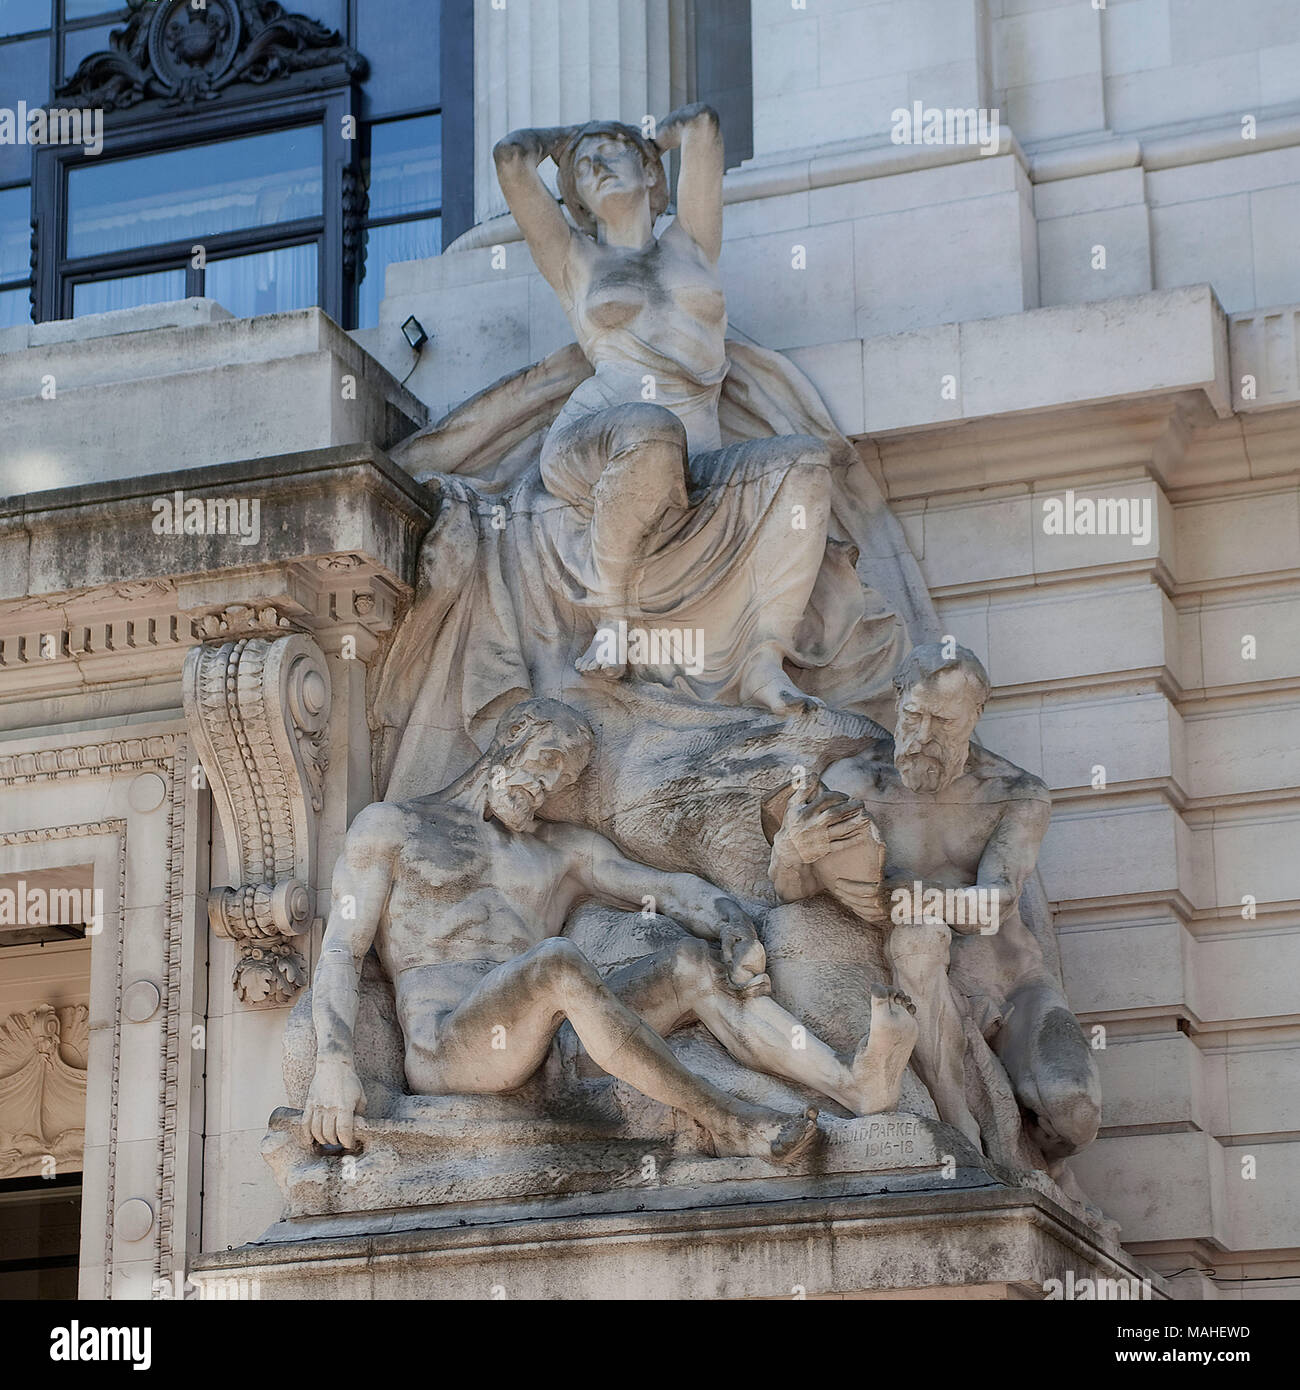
[193,1172,1169,1301]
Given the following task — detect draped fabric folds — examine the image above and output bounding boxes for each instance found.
[374,340,941,802]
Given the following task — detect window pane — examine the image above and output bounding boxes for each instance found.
[67,126,322,258]
[287,0,344,29]
[356,216,439,329]
[0,0,49,38]
[0,1182,82,1300]
[204,242,317,319]
[0,184,30,282]
[367,115,440,219]
[0,37,49,182]
[0,284,30,327]
[62,20,115,81]
[358,0,440,118]
[72,266,186,316]
[695,0,753,169]
[64,0,127,16]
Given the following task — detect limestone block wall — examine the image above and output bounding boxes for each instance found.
[876,333,1300,1298]
[750,0,992,160]
[377,0,1300,375]
[0,303,426,497]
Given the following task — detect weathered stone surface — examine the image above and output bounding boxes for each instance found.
[0,307,427,494]
[195,1182,1166,1301]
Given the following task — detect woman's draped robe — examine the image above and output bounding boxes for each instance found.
[375,339,939,801]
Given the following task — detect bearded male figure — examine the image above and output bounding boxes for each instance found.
[303,699,918,1164]
[768,644,1101,1168]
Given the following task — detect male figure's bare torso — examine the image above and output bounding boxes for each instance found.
[361,798,591,1060]
[822,740,1053,1003]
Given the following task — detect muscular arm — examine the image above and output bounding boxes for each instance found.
[305,804,400,1148]
[655,103,724,262]
[551,825,768,988]
[563,826,730,937]
[976,796,1050,913]
[493,126,579,292]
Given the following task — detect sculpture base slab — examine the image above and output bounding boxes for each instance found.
[194,1170,1166,1301]
[262,1106,977,1218]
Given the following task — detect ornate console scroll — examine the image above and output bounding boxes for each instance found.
[182,627,331,1006]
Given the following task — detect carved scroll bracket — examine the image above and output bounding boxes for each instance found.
[182,631,331,1005]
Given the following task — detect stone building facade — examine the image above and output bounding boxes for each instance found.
[1,0,1298,1300]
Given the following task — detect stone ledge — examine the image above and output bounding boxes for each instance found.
[0,444,437,605]
[0,296,233,354]
[192,1183,1169,1301]
[786,285,1232,440]
[0,306,428,494]
[0,447,440,696]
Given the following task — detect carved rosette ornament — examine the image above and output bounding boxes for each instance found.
[182,633,331,1005]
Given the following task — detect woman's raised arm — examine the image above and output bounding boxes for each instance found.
[493,126,579,291]
[655,104,724,263]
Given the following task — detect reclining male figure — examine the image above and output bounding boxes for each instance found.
[304,698,918,1163]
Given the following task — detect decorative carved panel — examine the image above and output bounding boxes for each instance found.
[0,1004,88,1180]
[58,0,366,111]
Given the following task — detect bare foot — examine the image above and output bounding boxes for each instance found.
[745,674,825,717]
[846,984,919,1115]
[574,628,626,680]
[712,1105,821,1165]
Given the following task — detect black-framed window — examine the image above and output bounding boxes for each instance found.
[0,181,33,327]
[695,0,753,171]
[0,1173,82,1300]
[355,112,441,329]
[13,0,473,328]
[60,120,326,319]
[36,85,357,324]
